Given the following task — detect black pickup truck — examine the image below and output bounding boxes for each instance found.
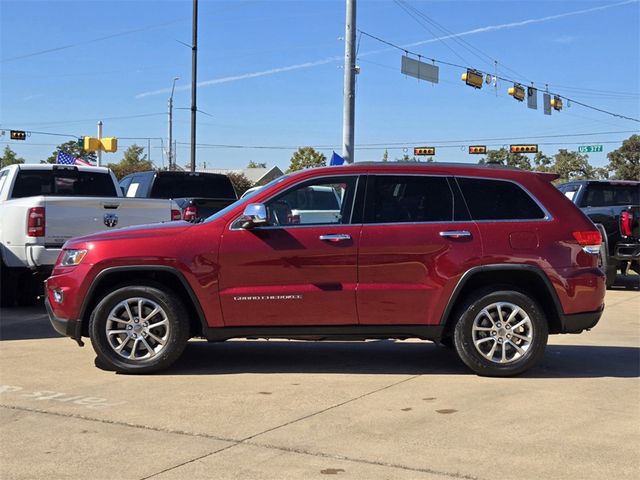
[558,180,639,287]
[120,171,238,221]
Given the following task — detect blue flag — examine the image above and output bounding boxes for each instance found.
[329,151,345,166]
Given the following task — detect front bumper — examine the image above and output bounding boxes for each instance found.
[558,307,604,333]
[45,298,83,345]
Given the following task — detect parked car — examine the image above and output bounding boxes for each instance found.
[0,164,181,306]
[120,170,237,222]
[46,162,605,376]
[557,180,639,287]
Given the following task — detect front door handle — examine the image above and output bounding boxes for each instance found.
[319,234,352,242]
[439,230,471,239]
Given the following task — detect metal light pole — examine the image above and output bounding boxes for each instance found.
[168,76,179,170]
[190,0,198,173]
[96,121,103,167]
[342,0,357,164]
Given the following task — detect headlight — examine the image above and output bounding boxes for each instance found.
[60,249,87,267]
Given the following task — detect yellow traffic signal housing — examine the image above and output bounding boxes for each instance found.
[10,130,26,140]
[101,137,118,152]
[551,96,563,111]
[83,136,101,151]
[508,83,525,101]
[461,69,483,89]
[510,144,538,154]
[414,147,436,156]
[468,145,487,154]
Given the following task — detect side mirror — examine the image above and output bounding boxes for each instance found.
[236,203,268,229]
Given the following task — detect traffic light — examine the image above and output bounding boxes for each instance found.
[414,147,436,156]
[508,83,525,101]
[551,96,563,111]
[101,137,118,152]
[10,130,26,140]
[510,144,538,153]
[83,137,102,151]
[468,145,487,154]
[461,69,483,89]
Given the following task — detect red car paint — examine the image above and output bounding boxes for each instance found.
[47,163,605,334]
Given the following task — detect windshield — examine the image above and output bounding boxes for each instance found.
[11,168,116,198]
[203,174,290,223]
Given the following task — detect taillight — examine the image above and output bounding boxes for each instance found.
[171,209,182,221]
[620,211,633,237]
[183,205,198,221]
[27,207,45,237]
[573,230,601,254]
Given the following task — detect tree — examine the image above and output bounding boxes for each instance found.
[395,154,417,162]
[107,144,153,179]
[607,134,640,180]
[532,151,554,173]
[0,146,25,168]
[227,172,253,196]
[44,140,97,164]
[479,148,532,170]
[247,161,267,168]
[286,147,326,173]
[552,149,607,182]
[382,149,388,162]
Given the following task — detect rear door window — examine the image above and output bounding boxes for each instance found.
[365,175,456,223]
[457,177,546,220]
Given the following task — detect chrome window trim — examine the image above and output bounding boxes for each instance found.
[228,174,361,231]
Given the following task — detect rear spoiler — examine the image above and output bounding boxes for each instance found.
[535,171,560,182]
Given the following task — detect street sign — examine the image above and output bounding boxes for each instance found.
[401,55,439,84]
[578,145,603,153]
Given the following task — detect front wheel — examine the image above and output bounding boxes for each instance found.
[453,290,548,377]
[89,285,190,374]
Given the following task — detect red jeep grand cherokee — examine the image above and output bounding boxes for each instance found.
[46,163,605,376]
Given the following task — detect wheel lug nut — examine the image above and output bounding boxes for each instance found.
[127,325,132,330]
[491,331,497,336]
[498,338,503,343]
[132,333,137,338]
[134,319,139,323]
[143,322,148,327]
[506,325,511,329]
[496,323,502,328]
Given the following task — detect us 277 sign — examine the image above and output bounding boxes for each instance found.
[578,145,603,153]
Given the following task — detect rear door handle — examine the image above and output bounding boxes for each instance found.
[319,234,352,242]
[439,230,471,239]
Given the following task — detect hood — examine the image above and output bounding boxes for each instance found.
[64,220,193,248]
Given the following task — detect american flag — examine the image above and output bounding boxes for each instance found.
[56,151,93,166]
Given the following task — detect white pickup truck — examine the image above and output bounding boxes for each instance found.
[0,163,181,306]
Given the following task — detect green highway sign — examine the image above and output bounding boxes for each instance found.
[578,145,603,153]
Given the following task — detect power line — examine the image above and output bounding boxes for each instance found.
[358,30,640,123]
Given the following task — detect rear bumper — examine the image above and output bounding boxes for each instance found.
[45,298,82,342]
[558,307,604,333]
[614,242,640,261]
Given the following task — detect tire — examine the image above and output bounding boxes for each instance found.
[598,244,617,289]
[89,285,190,374]
[453,289,548,377]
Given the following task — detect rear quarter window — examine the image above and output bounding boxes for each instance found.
[457,177,546,221]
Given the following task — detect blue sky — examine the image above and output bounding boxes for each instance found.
[1,0,638,171]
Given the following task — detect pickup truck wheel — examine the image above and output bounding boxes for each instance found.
[453,290,548,377]
[0,263,18,307]
[89,285,190,374]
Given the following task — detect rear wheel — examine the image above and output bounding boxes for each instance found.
[453,290,548,377]
[598,243,616,289]
[89,285,190,374]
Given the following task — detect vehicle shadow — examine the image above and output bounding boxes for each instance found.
[156,340,640,379]
[0,304,61,341]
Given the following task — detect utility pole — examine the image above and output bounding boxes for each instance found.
[96,121,103,167]
[190,0,198,173]
[168,77,179,170]
[342,0,357,164]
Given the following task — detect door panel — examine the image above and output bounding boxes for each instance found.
[357,222,481,325]
[218,225,360,326]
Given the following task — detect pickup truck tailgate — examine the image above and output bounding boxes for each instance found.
[44,197,172,246]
